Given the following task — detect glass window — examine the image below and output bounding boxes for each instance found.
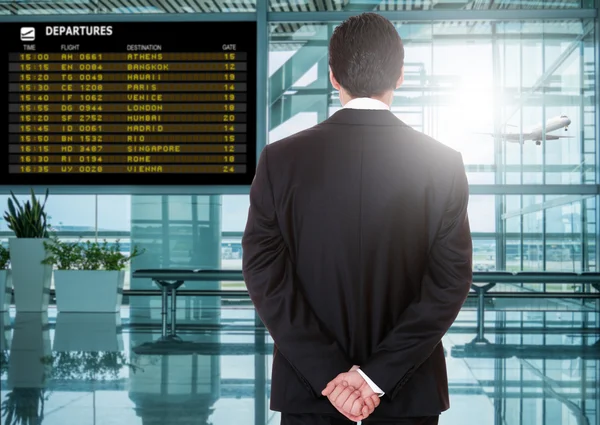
[469,196,496,233]
[268,20,597,184]
[0,10,596,286]
[97,195,131,233]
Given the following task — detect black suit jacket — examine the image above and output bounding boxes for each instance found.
[242,109,472,418]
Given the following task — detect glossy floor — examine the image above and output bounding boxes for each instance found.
[0,303,598,425]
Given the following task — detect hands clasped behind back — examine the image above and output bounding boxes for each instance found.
[321,367,381,422]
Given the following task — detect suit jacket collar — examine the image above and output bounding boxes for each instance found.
[324,108,408,127]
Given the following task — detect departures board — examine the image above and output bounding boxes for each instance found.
[1,22,257,185]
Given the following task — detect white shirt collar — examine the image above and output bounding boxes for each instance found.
[343,97,390,111]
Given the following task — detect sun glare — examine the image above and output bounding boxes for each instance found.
[438,76,495,164]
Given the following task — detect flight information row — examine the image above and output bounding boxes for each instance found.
[11,144,246,153]
[11,52,246,61]
[11,124,246,133]
[10,83,247,92]
[11,93,244,102]
[10,73,247,82]
[11,103,246,112]
[12,63,245,72]
[11,154,246,163]
[10,113,247,123]
[12,165,245,174]
[10,134,243,143]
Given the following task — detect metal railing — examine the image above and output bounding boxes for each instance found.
[123,270,600,339]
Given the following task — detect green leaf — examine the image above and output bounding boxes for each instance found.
[9,191,25,217]
[3,189,50,238]
[7,198,18,221]
[0,244,10,269]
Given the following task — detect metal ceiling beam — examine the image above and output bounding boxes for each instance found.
[269,33,593,44]
[1,184,597,196]
[294,91,596,107]
[595,0,600,272]
[267,9,597,22]
[471,232,591,239]
[465,164,597,173]
[0,11,257,21]
[256,0,268,161]
[501,194,595,220]
[468,184,600,195]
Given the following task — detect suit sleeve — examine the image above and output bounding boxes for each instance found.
[359,153,472,399]
[242,146,353,397]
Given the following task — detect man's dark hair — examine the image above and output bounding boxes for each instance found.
[329,13,404,98]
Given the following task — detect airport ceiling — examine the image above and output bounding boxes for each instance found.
[269,0,583,11]
[0,0,585,16]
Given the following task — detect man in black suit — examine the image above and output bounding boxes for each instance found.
[242,12,472,425]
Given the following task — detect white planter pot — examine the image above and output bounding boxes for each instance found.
[0,270,12,311]
[8,312,51,388]
[9,238,52,312]
[54,313,123,352]
[55,270,124,313]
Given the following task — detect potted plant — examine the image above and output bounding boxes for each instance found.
[0,244,11,311]
[43,239,143,312]
[2,189,52,312]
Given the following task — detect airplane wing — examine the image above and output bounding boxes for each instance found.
[539,135,574,140]
[474,133,573,142]
[474,132,523,141]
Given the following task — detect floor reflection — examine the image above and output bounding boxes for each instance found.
[0,306,598,425]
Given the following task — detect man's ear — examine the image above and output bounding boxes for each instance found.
[330,69,341,91]
[395,67,404,89]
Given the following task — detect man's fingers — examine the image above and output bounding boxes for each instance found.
[356,392,380,419]
[330,373,347,387]
[321,381,336,396]
[322,372,350,396]
[334,400,364,423]
[363,395,375,412]
[348,394,364,417]
[371,394,381,408]
[336,408,364,423]
[328,382,348,404]
[326,388,366,422]
[362,404,370,418]
[333,386,356,409]
[342,390,362,415]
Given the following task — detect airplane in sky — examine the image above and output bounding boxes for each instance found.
[479,115,572,145]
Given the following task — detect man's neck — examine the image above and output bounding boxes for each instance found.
[340,93,393,108]
[343,97,390,111]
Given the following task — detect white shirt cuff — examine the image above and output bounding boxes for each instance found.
[356,368,385,397]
